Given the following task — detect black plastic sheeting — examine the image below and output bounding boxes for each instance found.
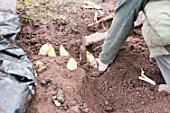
[0,1,36,113]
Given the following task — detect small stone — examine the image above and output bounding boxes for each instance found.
[104,100,109,105]
[105,106,114,112]
[54,100,61,107]
[52,95,57,100]
[141,101,145,105]
[149,96,155,100]
[57,96,65,104]
[138,94,142,97]
[83,107,89,113]
[41,79,52,87]
[82,15,86,19]
[41,80,47,86]
[61,103,69,111]
[78,102,88,112]
[46,79,52,83]
[57,89,65,104]
[52,85,59,91]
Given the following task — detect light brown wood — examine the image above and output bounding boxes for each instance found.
[88,13,114,27]
[82,31,108,46]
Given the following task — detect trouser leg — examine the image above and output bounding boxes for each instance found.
[155,46,170,86]
[99,0,148,64]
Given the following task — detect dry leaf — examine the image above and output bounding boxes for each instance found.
[60,45,69,56]
[66,58,77,71]
[86,51,97,68]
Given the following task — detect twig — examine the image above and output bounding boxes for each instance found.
[93,44,103,51]
[88,13,114,27]
[94,12,98,22]
[82,31,108,46]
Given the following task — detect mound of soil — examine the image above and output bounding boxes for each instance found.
[80,32,170,113]
[18,0,170,113]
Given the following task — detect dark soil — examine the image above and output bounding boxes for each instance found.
[18,0,170,113]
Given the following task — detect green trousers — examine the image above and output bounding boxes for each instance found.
[99,0,148,64]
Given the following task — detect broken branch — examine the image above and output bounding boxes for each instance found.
[82,31,108,46]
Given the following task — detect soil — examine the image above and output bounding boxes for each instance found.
[18,0,170,113]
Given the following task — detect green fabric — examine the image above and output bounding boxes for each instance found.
[99,0,148,64]
[142,0,170,57]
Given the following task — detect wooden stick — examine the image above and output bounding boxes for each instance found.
[83,12,144,47]
[82,31,108,46]
[88,13,114,27]
[88,11,144,27]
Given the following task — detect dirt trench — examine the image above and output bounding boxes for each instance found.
[17,0,170,113]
